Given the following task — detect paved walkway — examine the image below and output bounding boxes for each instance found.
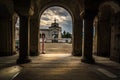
[0,43,120,80]
[41,43,72,54]
[0,54,120,80]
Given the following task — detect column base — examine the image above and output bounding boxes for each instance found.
[81,57,95,64]
[17,58,31,64]
[0,51,17,57]
[110,56,120,63]
[30,51,40,56]
[97,52,110,57]
[72,50,82,56]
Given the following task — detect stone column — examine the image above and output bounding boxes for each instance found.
[12,15,16,55]
[0,17,16,56]
[72,15,82,56]
[97,16,111,57]
[110,12,120,63]
[93,16,98,55]
[13,0,34,63]
[81,12,95,63]
[17,16,31,64]
[30,18,40,56]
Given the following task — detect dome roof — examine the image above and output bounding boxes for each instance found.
[51,19,59,27]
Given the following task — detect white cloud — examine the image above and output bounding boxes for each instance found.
[40,7,72,33]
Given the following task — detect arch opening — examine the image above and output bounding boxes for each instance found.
[96,1,120,60]
[15,16,20,52]
[39,6,73,55]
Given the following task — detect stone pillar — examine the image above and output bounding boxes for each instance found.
[17,16,31,64]
[81,12,95,63]
[30,18,40,56]
[12,15,16,54]
[13,0,34,63]
[72,15,82,56]
[93,16,98,55]
[96,7,113,57]
[110,12,120,63]
[0,17,16,56]
[97,16,111,57]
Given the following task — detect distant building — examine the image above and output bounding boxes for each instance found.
[40,19,62,43]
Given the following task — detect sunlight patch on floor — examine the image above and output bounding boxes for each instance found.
[40,54,71,58]
[0,66,21,80]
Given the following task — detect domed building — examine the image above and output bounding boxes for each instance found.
[40,19,62,43]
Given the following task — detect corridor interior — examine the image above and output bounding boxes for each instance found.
[0,0,120,80]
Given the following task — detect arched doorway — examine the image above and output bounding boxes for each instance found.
[39,6,73,55]
[15,16,20,52]
[96,1,120,62]
[30,1,83,57]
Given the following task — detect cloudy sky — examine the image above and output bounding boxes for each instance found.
[40,6,72,33]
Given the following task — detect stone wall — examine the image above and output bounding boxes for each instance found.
[110,12,120,62]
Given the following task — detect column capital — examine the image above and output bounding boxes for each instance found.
[13,0,34,16]
[82,10,97,20]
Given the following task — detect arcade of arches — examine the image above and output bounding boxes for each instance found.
[0,0,120,64]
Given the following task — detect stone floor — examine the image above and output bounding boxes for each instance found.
[0,54,120,80]
[0,43,120,80]
[41,43,72,54]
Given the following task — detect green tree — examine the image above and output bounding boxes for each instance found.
[62,30,66,38]
[66,32,72,38]
[62,30,72,38]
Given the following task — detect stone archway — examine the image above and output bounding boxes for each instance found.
[97,1,120,57]
[13,0,105,64]
[30,0,83,56]
[39,6,73,54]
[0,0,118,64]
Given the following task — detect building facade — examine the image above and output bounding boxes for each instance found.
[40,20,62,43]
